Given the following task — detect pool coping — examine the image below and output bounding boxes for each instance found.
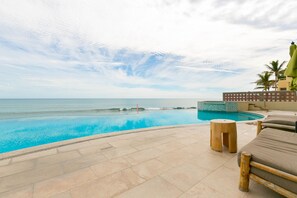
[0,111,266,160]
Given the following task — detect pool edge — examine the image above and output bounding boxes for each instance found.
[0,123,208,160]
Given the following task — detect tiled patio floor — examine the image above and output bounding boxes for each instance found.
[0,123,282,198]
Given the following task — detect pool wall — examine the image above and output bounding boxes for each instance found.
[198,101,238,112]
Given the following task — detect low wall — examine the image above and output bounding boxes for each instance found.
[223,91,297,102]
[236,102,297,111]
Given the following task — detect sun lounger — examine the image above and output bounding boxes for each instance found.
[257,115,297,134]
[238,128,297,197]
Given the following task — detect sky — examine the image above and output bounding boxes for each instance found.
[0,0,297,99]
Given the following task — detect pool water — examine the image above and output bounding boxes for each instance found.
[0,110,263,153]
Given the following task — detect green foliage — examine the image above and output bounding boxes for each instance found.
[278,69,286,80]
[265,60,286,91]
[254,71,273,91]
[265,60,286,75]
[290,78,297,91]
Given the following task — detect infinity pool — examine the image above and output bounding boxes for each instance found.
[0,110,263,153]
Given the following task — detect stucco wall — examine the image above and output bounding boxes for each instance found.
[237,101,297,111]
[277,77,292,91]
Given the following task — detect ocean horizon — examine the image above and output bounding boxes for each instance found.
[0,98,214,119]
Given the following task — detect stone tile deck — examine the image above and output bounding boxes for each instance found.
[0,123,282,198]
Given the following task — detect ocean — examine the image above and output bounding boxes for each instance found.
[0,98,200,119]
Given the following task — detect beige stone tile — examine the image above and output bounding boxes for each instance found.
[199,166,246,197]
[33,168,96,198]
[181,142,209,157]
[89,137,111,145]
[223,155,240,171]
[0,158,11,166]
[179,182,227,198]
[120,168,146,188]
[157,150,194,167]
[62,153,107,174]
[152,136,177,144]
[132,159,170,180]
[131,134,155,140]
[143,130,175,138]
[188,152,230,171]
[12,149,57,163]
[0,185,33,198]
[174,137,199,145]
[131,136,176,150]
[49,191,72,198]
[207,148,236,159]
[160,163,210,192]
[78,143,113,156]
[155,141,185,153]
[71,169,144,198]
[115,176,183,198]
[57,141,92,153]
[102,146,137,159]
[110,133,137,140]
[0,164,63,193]
[128,136,149,143]
[172,132,192,138]
[129,141,157,151]
[0,160,35,177]
[190,127,209,132]
[36,151,81,167]
[141,131,161,138]
[124,148,161,165]
[96,142,114,150]
[90,157,130,178]
[190,134,209,142]
[194,131,209,138]
[109,139,133,147]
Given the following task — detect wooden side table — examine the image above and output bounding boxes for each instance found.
[210,119,237,153]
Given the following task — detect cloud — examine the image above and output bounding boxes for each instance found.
[209,0,297,30]
[176,66,238,73]
[0,0,296,99]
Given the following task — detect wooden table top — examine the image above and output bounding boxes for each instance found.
[210,119,236,124]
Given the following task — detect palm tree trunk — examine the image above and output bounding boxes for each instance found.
[275,74,277,91]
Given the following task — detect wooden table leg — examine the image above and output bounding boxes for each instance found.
[228,124,237,153]
[211,122,222,152]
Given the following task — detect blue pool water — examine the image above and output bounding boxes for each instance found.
[0,110,263,153]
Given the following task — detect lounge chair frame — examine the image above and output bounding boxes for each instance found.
[239,151,297,198]
[239,122,297,198]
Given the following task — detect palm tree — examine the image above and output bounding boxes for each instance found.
[265,60,286,91]
[278,69,286,80]
[254,71,273,91]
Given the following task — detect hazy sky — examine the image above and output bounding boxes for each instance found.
[0,0,296,99]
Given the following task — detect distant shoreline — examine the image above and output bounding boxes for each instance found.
[0,107,198,120]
